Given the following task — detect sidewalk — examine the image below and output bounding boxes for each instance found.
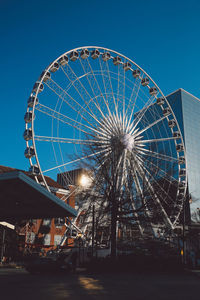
[185,268,200,277]
[0,263,22,269]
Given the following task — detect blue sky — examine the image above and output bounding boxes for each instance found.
[1,0,200,171]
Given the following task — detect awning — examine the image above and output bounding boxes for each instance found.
[0,171,77,222]
[0,222,15,230]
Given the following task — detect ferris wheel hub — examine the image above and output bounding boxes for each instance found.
[120,133,135,151]
[101,113,135,152]
[110,133,135,152]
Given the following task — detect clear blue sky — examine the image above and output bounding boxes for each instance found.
[1,0,200,171]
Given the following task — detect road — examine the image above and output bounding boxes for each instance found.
[0,268,199,300]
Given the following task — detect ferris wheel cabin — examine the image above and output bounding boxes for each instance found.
[33,82,44,93]
[80,49,89,59]
[23,129,32,141]
[24,147,35,158]
[132,69,140,78]
[24,112,33,123]
[176,144,184,152]
[29,165,40,175]
[50,62,59,73]
[102,52,111,61]
[113,56,121,65]
[163,107,171,116]
[149,87,158,96]
[173,131,181,138]
[141,77,149,86]
[91,49,100,59]
[123,62,131,71]
[156,97,165,105]
[40,71,51,82]
[168,119,176,128]
[178,156,185,164]
[70,51,79,61]
[58,55,69,66]
[27,95,38,108]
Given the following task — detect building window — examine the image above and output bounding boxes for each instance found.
[54,217,65,227]
[54,235,62,246]
[26,232,35,244]
[43,219,51,226]
[43,234,51,246]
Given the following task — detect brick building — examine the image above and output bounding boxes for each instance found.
[0,165,77,255]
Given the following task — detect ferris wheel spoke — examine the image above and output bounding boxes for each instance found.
[136,152,178,185]
[99,112,128,139]
[128,83,162,132]
[128,159,154,228]
[42,148,109,173]
[34,135,107,145]
[121,157,144,235]
[135,147,179,163]
[102,59,119,119]
[135,162,167,223]
[128,158,144,201]
[125,76,140,117]
[131,94,158,134]
[97,58,112,117]
[126,77,142,132]
[116,64,125,118]
[135,155,176,208]
[123,171,144,234]
[45,78,103,127]
[60,186,79,202]
[35,103,110,138]
[78,57,109,119]
[135,149,176,176]
[61,64,105,125]
[138,137,177,144]
[129,158,155,228]
[86,56,112,115]
[96,148,112,171]
[122,66,126,131]
[115,151,126,191]
[134,158,173,228]
[133,114,168,137]
[137,159,174,213]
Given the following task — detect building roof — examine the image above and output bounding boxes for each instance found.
[0,165,64,189]
[166,88,200,102]
[0,166,77,222]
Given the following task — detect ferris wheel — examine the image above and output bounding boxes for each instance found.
[24,46,187,230]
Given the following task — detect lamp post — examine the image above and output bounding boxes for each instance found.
[77,232,82,266]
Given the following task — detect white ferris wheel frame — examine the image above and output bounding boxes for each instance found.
[24,46,188,230]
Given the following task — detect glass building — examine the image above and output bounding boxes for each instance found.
[167,89,200,223]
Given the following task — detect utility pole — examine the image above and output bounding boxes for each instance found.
[92,205,95,258]
[0,228,6,264]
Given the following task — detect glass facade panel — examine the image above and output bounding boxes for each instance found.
[167,89,200,223]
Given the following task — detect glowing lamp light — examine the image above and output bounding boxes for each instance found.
[79,174,92,188]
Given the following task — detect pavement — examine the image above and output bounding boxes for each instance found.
[0,267,200,300]
[185,268,200,277]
